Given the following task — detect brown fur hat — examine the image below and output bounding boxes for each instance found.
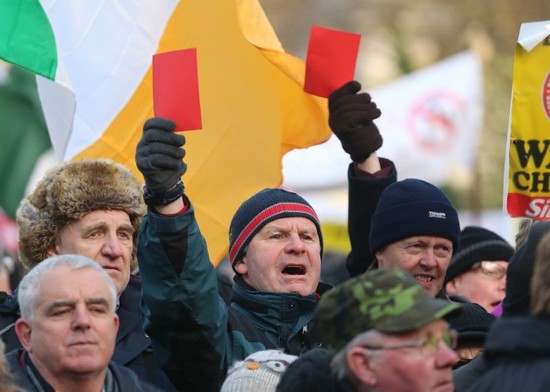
[16,159,145,271]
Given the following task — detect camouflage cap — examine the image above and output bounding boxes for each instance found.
[315,268,461,352]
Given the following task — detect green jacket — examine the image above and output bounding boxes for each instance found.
[137,202,330,392]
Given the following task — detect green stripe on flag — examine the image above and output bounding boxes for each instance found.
[0,0,57,80]
[0,67,51,218]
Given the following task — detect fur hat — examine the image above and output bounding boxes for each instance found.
[444,226,513,284]
[16,159,145,270]
[369,179,460,254]
[228,188,323,268]
[221,349,298,392]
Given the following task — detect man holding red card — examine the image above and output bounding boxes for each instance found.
[330,81,498,382]
[135,116,331,390]
[330,81,459,296]
[137,24,463,386]
[303,26,462,292]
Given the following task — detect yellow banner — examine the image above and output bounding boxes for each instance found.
[506,23,550,219]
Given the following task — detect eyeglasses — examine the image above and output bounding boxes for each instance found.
[361,329,457,353]
[471,261,507,279]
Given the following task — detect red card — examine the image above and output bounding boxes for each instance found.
[304,26,361,98]
[153,48,202,131]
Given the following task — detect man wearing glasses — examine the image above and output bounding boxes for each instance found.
[276,268,461,392]
[444,226,513,314]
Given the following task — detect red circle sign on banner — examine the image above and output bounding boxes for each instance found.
[407,91,464,152]
[542,72,550,121]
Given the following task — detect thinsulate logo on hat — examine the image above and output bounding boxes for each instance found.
[429,211,447,219]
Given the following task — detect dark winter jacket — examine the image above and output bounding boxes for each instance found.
[137,202,331,392]
[453,355,487,392]
[276,347,354,392]
[0,275,176,391]
[466,316,550,392]
[346,159,397,276]
[6,349,164,392]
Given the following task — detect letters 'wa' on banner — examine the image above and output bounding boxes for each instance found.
[505,21,550,219]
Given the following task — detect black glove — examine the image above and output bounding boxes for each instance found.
[328,80,382,162]
[136,117,187,195]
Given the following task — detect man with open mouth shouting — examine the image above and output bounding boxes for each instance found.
[135,115,339,391]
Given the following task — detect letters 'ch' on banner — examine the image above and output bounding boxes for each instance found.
[504,21,550,219]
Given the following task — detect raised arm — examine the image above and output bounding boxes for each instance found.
[328,81,397,275]
[135,117,226,391]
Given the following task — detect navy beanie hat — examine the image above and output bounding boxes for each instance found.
[229,188,323,268]
[444,226,514,284]
[369,179,460,254]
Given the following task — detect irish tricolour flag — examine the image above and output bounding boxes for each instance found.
[0,0,331,265]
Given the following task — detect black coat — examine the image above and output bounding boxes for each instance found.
[6,349,164,392]
[346,159,397,276]
[276,347,354,392]
[453,355,487,392]
[0,275,176,391]
[466,316,550,392]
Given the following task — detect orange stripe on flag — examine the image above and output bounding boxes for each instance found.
[74,0,330,265]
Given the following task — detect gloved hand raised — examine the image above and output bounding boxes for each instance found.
[136,117,187,196]
[328,81,382,163]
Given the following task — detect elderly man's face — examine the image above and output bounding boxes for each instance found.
[350,319,457,392]
[50,210,133,294]
[376,236,453,296]
[15,265,119,381]
[445,260,507,313]
[234,217,322,296]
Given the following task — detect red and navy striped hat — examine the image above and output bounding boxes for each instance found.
[229,188,323,268]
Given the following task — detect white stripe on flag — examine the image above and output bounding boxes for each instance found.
[38,0,178,160]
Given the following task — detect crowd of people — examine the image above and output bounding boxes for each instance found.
[0,79,543,392]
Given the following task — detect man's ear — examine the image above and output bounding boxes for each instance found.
[15,319,33,352]
[445,277,460,295]
[347,346,378,387]
[46,240,60,258]
[233,258,247,276]
[374,248,386,268]
[113,314,120,334]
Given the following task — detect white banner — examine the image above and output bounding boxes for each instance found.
[283,50,484,189]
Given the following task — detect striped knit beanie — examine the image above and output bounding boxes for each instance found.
[229,188,323,269]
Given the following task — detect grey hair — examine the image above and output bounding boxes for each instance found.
[515,218,540,250]
[18,254,117,322]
